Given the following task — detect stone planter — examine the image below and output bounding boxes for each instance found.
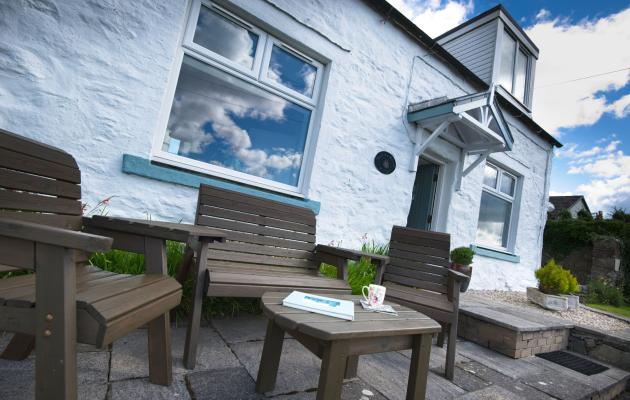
[526,287,568,311]
[562,294,580,310]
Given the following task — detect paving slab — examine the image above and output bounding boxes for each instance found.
[357,350,465,400]
[456,341,541,379]
[109,376,190,400]
[399,342,471,370]
[273,380,388,400]
[186,367,263,400]
[230,338,322,396]
[110,327,239,381]
[212,314,269,344]
[456,385,526,400]
[520,372,596,400]
[0,351,109,400]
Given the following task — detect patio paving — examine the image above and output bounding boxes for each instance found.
[0,313,628,399]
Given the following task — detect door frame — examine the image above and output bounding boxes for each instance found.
[417,151,452,233]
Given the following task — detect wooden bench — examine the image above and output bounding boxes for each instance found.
[181,184,389,369]
[0,128,203,399]
[377,226,468,380]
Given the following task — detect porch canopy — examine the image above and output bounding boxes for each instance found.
[406,90,513,186]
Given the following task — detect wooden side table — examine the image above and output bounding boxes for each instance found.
[256,292,441,400]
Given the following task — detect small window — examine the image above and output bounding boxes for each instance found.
[192,5,259,69]
[267,44,317,97]
[498,31,530,106]
[476,163,519,251]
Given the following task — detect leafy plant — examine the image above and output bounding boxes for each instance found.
[586,279,624,307]
[535,259,579,295]
[577,209,593,221]
[450,247,474,266]
[558,209,573,220]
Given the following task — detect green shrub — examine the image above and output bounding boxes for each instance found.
[535,259,579,295]
[577,209,593,221]
[586,279,624,307]
[558,209,573,220]
[450,247,474,266]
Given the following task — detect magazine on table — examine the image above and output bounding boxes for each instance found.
[282,291,355,321]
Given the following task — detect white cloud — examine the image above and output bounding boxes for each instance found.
[535,9,551,21]
[526,8,630,134]
[387,0,473,38]
[557,139,630,211]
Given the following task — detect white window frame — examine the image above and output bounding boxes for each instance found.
[500,30,531,106]
[476,161,520,252]
[150,0,326,196]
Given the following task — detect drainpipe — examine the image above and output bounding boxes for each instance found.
[537,146,554,256]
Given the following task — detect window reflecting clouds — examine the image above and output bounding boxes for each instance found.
[163,56,310,186]
[193,5,258,69]
[268,45,317,97]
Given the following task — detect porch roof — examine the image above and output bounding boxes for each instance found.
[407,91,513,157]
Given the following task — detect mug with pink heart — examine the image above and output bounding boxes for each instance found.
[362,284,387,307]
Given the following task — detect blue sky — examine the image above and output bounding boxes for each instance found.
[389,0,630,214]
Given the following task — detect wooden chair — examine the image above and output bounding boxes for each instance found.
[376,226,468,380]
[180,184,389,369]
[0,128,183,399]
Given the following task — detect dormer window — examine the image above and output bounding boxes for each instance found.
[497,30,530,105]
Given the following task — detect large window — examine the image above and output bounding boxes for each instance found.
[497,31,530,105]
[476,162,518,250]
[155,1,324,193]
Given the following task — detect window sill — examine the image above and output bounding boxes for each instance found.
[470,245,520,263]
[121,154,321,214]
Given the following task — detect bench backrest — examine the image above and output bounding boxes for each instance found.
[0,128,83,230]
[194,184,318,271]
[384,226,451,294]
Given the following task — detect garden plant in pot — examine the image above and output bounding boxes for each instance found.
[527,259,580,311]
[450,247,474,292]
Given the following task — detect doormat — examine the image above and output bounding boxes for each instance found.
[536,351,609,376]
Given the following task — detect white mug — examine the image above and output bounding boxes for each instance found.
[362,284,386,306]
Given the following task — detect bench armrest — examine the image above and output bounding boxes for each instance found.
[448,269,469,283]
[0,217,112,253]
[84,216,226,244]
[447,269,469,303]
[315,245,390,282]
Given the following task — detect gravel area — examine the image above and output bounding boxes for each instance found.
[467,289,630,332]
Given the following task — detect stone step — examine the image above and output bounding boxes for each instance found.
[458,296,574,358]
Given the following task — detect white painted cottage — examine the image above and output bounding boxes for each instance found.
[0,0,561,290]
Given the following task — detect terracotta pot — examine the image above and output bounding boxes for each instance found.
[451,263,472,292]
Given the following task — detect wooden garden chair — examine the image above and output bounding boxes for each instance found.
[0,128,199,399]
[376,226,468,380]
[179,184,390,369]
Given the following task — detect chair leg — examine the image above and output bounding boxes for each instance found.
[35,244,77,400]
[437,324,445,348]
[1,333,35,360]
[148,312,172,386]
[183,239,210,370]
[445,321,458,380]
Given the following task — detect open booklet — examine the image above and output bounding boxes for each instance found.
[359,300,398,316]
[282,291,355,321]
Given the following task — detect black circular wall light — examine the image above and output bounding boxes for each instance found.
[374,151,396,174]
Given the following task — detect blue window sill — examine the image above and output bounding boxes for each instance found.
[121,154,321,214]
[470,245,520,263]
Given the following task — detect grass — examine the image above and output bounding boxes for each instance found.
[587,303,630,319]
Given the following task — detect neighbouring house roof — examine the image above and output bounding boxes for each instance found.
[366,0,562,149]
[548,195,591,218]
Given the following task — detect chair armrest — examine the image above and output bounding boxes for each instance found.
[84,216,226,244]
[448,269,469,283]
[315,245,390,282]
[0,218,112,253]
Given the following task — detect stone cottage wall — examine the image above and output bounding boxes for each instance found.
[0,0,552,290]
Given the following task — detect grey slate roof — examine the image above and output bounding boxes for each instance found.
[549,195,590,217]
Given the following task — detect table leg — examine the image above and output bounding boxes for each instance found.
[256,319,285,393]
[344,355,359,378]
[407,333,432,400]
[317,340,348,400]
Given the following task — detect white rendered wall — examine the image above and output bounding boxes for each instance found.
[0,0,553,290]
